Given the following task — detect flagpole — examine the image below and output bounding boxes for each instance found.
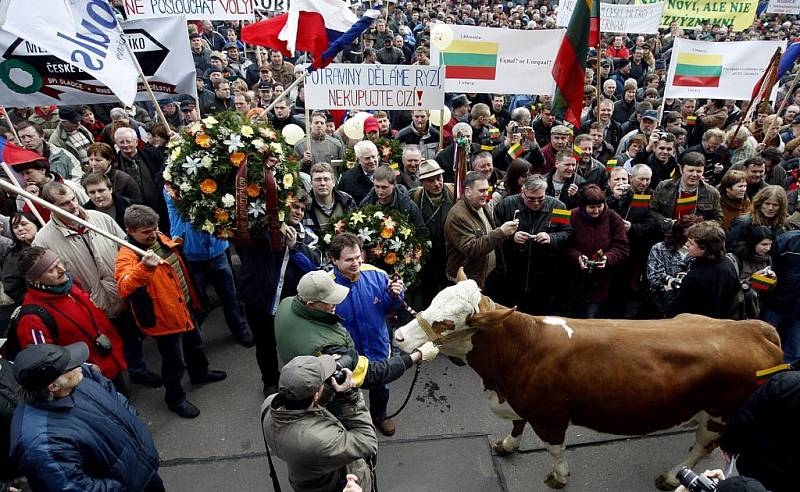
[760,48,784,145]
[256,72,307,123]
[106,2,171,132]
[0,161,46,227]
[729,48,782,149]
[776,68,800,116]
[0,177,148,256]
[595,48,601,121]
[0,107,20,142]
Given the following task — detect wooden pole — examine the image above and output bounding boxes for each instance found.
[0,162,46,227]
[595,48,601,121]
[438,109,445,151]
[776,67,800,117]
[0,178,149,256]
[257,72,307,123]
[0,107,20,142]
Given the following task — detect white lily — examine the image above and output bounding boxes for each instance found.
[224,134,245,153]
[358,227,375,242]
[388,236,404,251]
[248,200,266,217]
[181,156,201,175]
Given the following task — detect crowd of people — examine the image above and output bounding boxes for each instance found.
[1,0,800,491]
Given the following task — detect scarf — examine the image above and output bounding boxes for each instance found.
[28,273,74,296]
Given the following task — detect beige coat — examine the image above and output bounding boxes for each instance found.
[33,209,127,318]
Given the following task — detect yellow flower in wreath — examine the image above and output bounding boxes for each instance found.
[282,173,294,189]
[200,179,218,194]
[246,183,261,198]
[214,209,230,222]
[195,133,212,148]
[384,252,398,265]
[230,152,246,167]
[380,228,393,239]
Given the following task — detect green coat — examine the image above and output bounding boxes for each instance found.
[275,297,354,367]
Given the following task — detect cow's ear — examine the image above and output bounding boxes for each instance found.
[456,267,468,283]
[467,307,515,330]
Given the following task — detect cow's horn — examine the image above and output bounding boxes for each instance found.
[466,306,516,329]
[456,267,468,283]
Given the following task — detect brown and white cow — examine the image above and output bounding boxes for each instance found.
[394,270,784,489]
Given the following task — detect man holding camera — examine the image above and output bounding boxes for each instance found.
[262,354,377,492]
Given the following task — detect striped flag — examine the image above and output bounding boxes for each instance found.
[675,193,698,217]
[508,143,525,159]
[743,48,781,124]
[551,0,600,127]
[488,127,501,140]
[631,194,651,208]
[755,363,791,385]
[550,208,572,224]
[605,158,618,174]
[673,52,723,88]
[751,273,777,291]
[480,144,495,152]
[573,144,583,160]
[441,40,499,80]
[686,115,697,126]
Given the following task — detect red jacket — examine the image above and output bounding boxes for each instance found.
[17,284,126,379]
[567,206,630,303]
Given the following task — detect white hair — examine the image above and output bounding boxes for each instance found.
[354,140,377,159]
[114,126,137,142]
[452,122,472,137]
[109,107,129,121]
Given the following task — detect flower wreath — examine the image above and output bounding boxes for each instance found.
[321,204,430,284]
[163,111,300,244]
[343,137,404,170]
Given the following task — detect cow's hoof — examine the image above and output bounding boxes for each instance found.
[544,472,568,489]
[491,440,516,456]
[655,474,678,491]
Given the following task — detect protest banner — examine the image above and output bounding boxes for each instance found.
[766,0,800,14]
[664,38,785,100]
[2,0,139,105]
[0,16,198,107]
[557,1,664,34]
[123,0,255,20]
[429,24,560,95]
[254,0,289,13]
[305,64,444,110]
[636,0,759,32]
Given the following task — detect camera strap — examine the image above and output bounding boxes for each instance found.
[260,405,282,492]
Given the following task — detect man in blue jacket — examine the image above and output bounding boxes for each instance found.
[10,342,163,491]
[329,233,404,436]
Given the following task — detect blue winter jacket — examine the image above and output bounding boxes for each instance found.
[10,365,160,492]
[333,265,402,361]
[165,191,228,262]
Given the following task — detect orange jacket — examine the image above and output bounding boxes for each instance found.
[115,233,201,337]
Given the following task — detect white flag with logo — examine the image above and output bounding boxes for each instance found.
[2,0,139,105]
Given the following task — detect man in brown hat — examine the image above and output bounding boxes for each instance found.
[261,354,376,492]
[411,160,456,305]
[541,124,571,174]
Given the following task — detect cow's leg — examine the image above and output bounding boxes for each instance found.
[655,411,724,491]
[533,423,570,489]
[492,420,526,456]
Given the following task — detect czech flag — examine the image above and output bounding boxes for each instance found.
[0,136,44,165]
[242,0,381,70]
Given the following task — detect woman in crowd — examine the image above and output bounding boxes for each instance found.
[727,185,788,251]
[718,170,750,231]
[666,221,741,319]
[86,142,143,203]
[647,216,693,317]
[566,184,630,318]
[15,246,128,395]
[491,158,531,205]
[731,225,775,319]
[2,212,40,311]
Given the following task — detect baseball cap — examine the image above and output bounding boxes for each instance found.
[363,116,380,134]
[223,41,239,50]
[58,106,82,124]
[551,125,571,136]
[792,115,800,125]
[279,355,337,400]
[180,100,196,112]
[13,342,89,390]
[297,270,349,304]
[641,110,659,121]
[258,81,274,90]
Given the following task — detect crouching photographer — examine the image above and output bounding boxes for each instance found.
[674,468,767,491]
[261,355,377,492]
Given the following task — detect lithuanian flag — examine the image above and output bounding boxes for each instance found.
[550,208,572,225]
[605,158,618,173]
[631,194,651,208]
[551,0,599,127]
[755,363,791,385]
[674,52,723,88]
[508,143,525,159]
[441,40,499,80]
[573,144,583,160]
[675,193,698,217]
[488,127,500,140]
[751,273,777,291]
[686,115,697,126]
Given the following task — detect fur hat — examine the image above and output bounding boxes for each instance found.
[623,78,638,93]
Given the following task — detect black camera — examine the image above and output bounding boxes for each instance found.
[331,362,347,385]
[671,276,684,290]
[675,467,718,492]
[586,260,599,274]
[95,334,113,357]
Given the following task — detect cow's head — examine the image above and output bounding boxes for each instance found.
[395,268,515,360]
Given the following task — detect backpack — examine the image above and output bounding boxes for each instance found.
[0,305,58,360]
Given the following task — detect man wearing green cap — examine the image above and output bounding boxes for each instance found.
[262,354,376,492]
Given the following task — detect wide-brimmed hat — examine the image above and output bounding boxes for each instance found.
[419,160,444,180]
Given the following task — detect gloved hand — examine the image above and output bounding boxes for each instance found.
[416,342,439,362]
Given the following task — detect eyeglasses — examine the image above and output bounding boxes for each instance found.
[522,194,545,202]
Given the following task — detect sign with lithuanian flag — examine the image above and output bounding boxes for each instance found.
[665,38,786,100]
[430,24,561,94]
